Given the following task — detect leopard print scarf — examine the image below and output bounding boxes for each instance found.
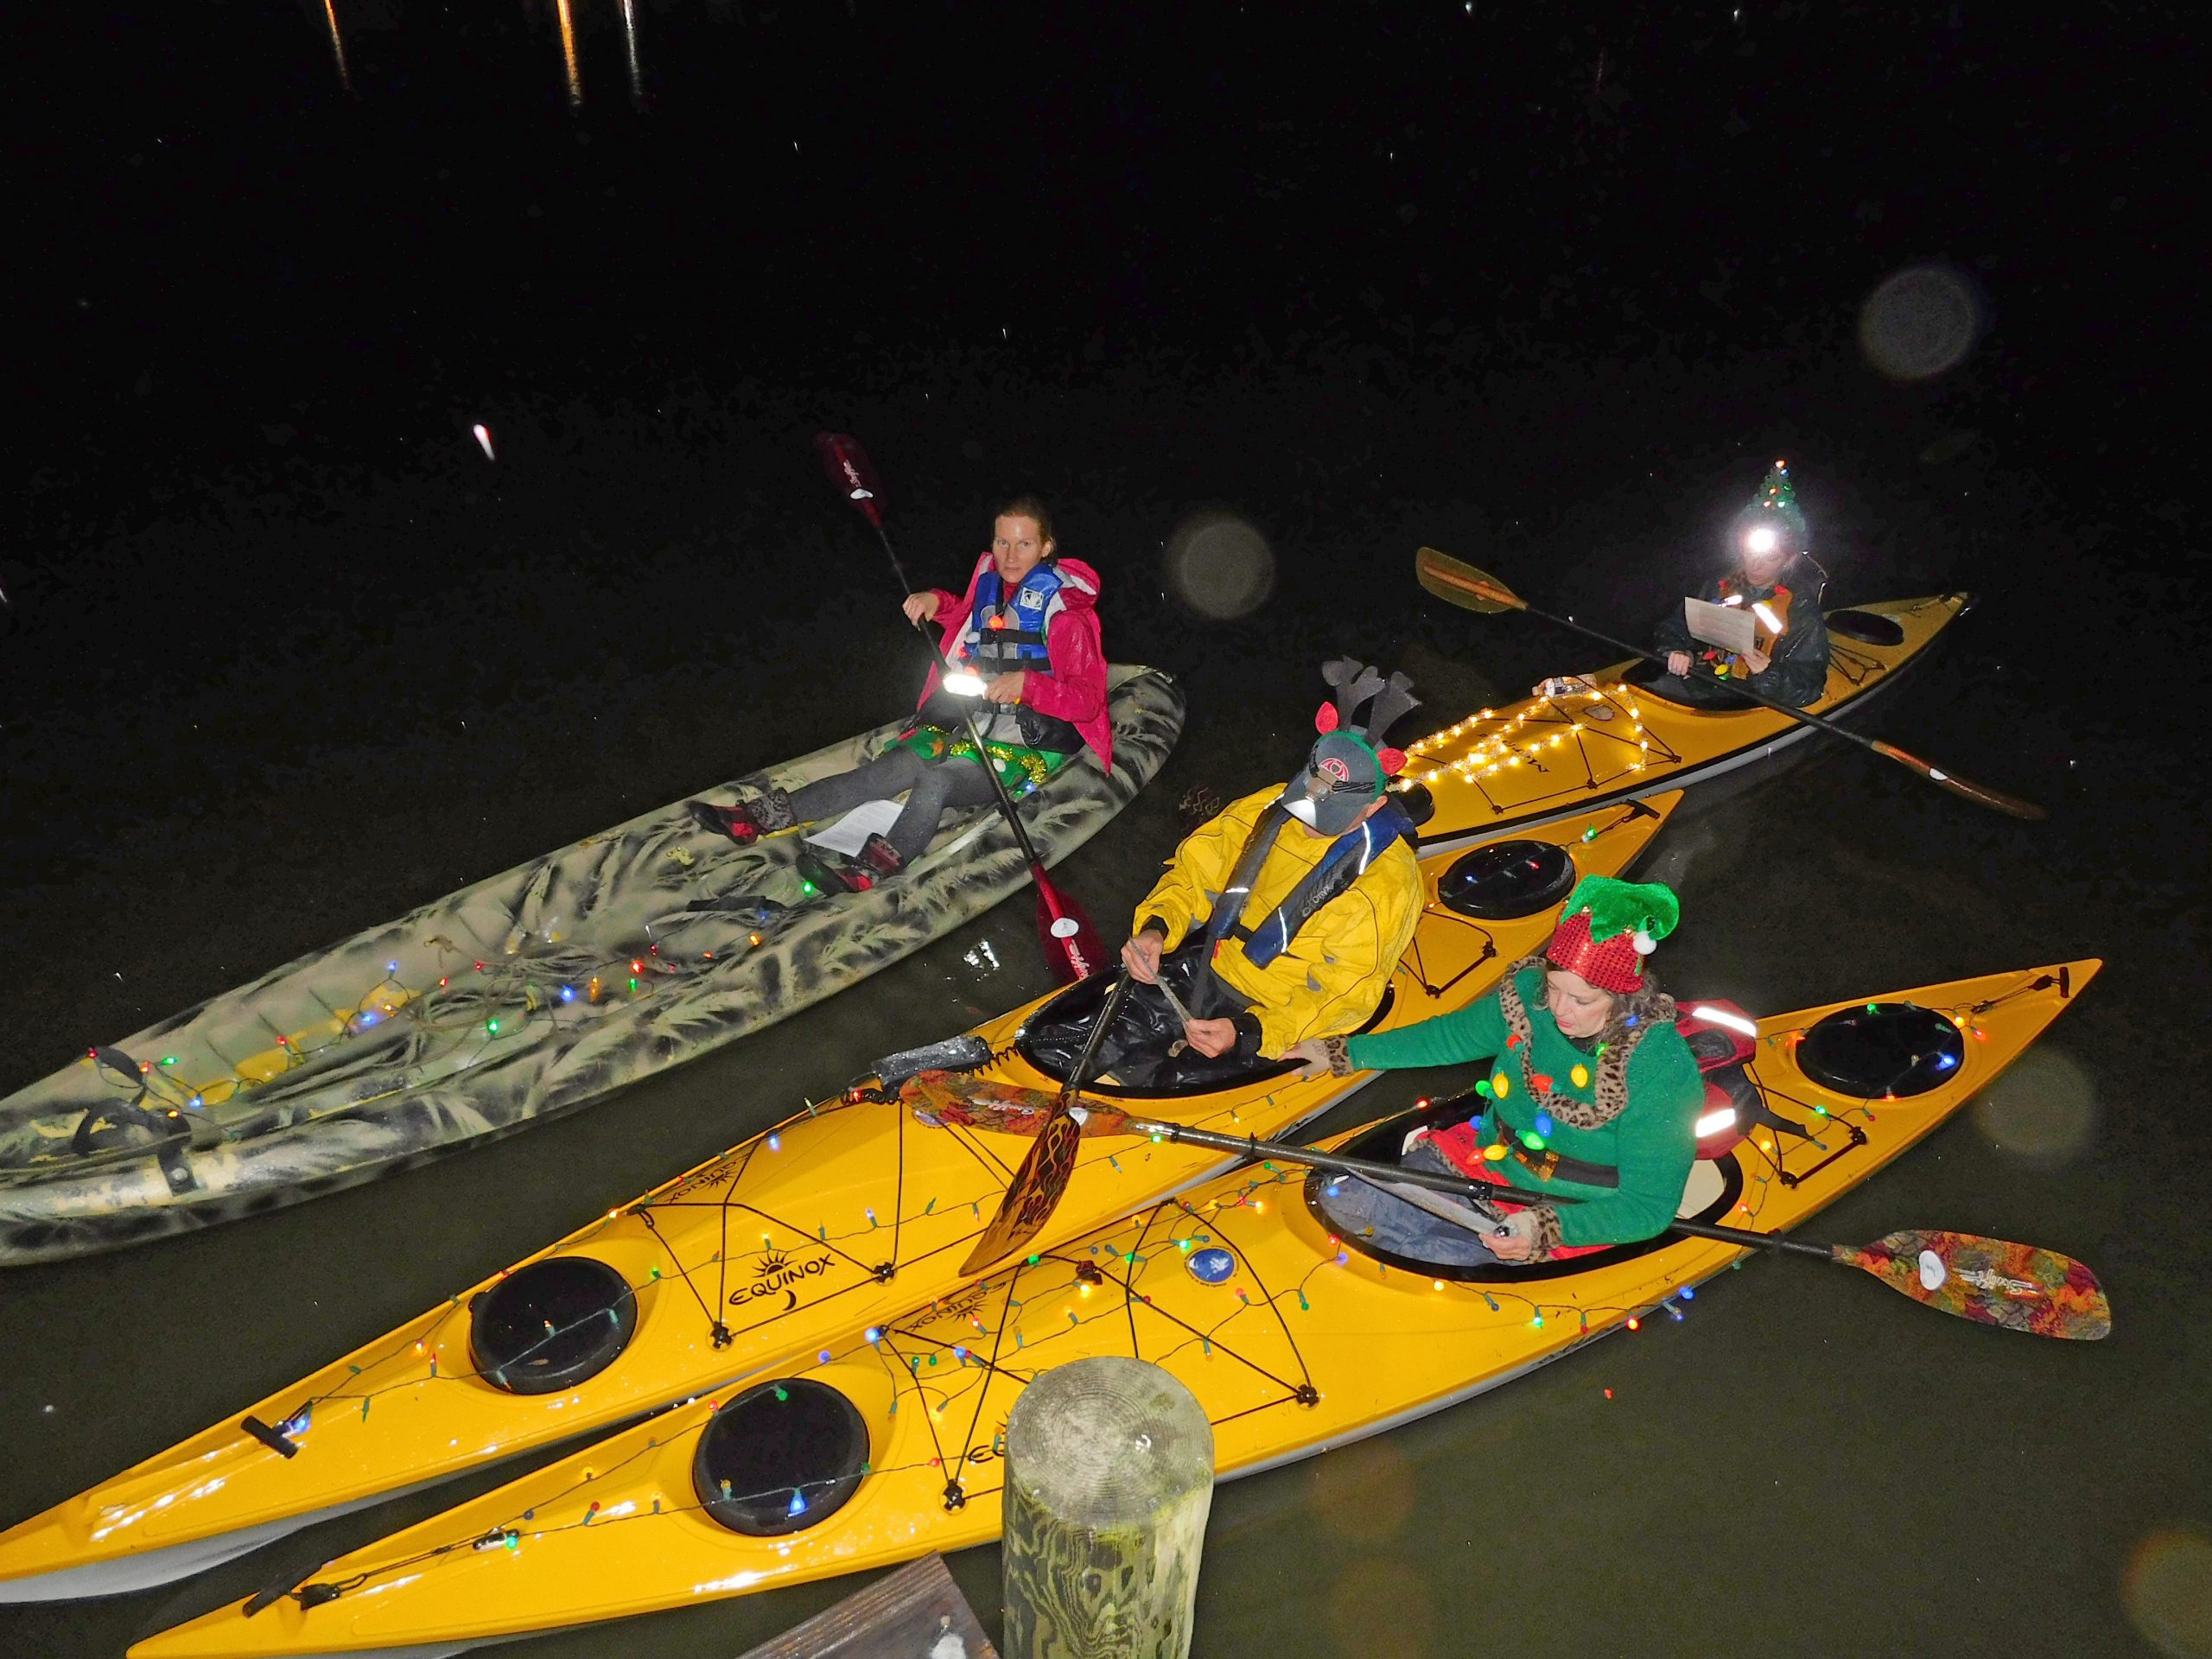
[1495,954,1677,1130]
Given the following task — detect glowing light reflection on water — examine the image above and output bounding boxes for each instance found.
[555,0,582,109]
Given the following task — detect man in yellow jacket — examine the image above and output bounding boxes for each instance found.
[1098,669,1425,1086]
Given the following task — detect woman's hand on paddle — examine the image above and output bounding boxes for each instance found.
[1287,1039,1332,1080]
[1487,1209,1538,1263]
[1120,929,1166,984]
[1666,650,1692,677]
[1183,1018,1238,1058]
[982,671,1027,703]
[901,592,940,626]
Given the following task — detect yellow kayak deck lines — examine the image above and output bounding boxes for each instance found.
[130,959,2095,1658]
[1411,594,1968,843]
[0,798,1676,1603]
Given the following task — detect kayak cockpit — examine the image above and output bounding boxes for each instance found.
[1305,1097,1748,1284]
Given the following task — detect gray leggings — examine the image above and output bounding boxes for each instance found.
[785,747,1002,866]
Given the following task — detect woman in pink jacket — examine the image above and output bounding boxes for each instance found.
[692,497,1111,884]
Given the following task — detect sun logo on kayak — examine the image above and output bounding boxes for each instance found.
[732,1248,836,1309]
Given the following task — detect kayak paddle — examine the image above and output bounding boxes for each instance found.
[906,1078,2110,1340]
[956,969,1132,1276]
[815,431,1107,982]
[1413,545,2048,821]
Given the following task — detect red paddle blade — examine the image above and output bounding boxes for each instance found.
[1840,1229,2113,1340]
[1034,881,1107,985]
[960,1109,1085,1276]
[814,431,886,528]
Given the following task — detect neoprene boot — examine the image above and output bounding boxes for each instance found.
[683,786,798,845]
[855,833,904,880]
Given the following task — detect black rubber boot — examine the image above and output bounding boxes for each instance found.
[684,800,760,844]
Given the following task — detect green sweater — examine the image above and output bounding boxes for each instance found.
[1345,967,1704,1248]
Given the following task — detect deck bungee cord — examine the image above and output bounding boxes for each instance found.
[181,964,2101,1655]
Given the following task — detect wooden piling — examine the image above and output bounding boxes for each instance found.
[1001,1356,1214,1659]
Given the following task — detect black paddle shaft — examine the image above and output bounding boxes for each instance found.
[1520,597,1893,753]
[1141,1119,1837,1259]
[868,519,1058,879]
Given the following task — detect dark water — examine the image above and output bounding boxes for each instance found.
[3,4,2204,1656]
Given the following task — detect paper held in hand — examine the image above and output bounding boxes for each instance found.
[1683,596,1758,658]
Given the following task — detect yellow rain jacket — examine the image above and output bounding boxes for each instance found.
[1134,785,1423,1056]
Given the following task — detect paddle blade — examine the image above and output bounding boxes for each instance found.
[1867,742,2048,821]
[1415,547,1525,615]
[814,431,887,528]
[1034,880,1107,985]
[960,1110,1086,1275]
[901,1074,1133,1139]
[1838,1229,2112,1340]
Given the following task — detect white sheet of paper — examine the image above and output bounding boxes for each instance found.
[1683,596,1758,658]
[804,798,904,858]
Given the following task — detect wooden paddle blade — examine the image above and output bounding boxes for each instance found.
[1866,742,2048,820]
[960,1111,1086,1275]
[1414,547,1525,614]
[1837,1229,2112,1339]
[900,1074,1133,1138]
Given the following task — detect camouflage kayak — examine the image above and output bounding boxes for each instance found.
[0,665,1184,1266]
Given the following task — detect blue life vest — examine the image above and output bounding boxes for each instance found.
[1199,800,1420,970]
[958,560,1066,673]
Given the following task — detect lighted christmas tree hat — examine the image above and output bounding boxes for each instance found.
[1731,458,1809,556]
[1543,875,1681,994]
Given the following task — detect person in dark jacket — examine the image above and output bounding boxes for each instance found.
[1648,460,1831,709]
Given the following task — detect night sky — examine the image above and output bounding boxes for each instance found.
[16,3,2197,498]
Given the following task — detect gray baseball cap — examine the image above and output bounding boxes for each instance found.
[1281,732,1385,836]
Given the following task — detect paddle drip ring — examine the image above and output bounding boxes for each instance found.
[693,1378,869,1536]
[1437,840,1576,920]
[1796,1002,1967,1098]
[468,1257,637,1395]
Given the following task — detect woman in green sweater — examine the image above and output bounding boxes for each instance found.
[1287,876,1702,1265]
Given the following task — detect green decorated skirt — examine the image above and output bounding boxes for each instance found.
[889,724,1068,795]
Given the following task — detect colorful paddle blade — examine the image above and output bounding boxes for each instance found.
[958,1109,1086,1276]
[1838,1229,2112,1340]
[1414,546,1523,614]
[814,431,887,529]
[900,1073,1131,1139]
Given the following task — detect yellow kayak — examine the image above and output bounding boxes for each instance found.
[129,957,2097,1658]
[0,798,1675,1604]
[1409,594,1970,845]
